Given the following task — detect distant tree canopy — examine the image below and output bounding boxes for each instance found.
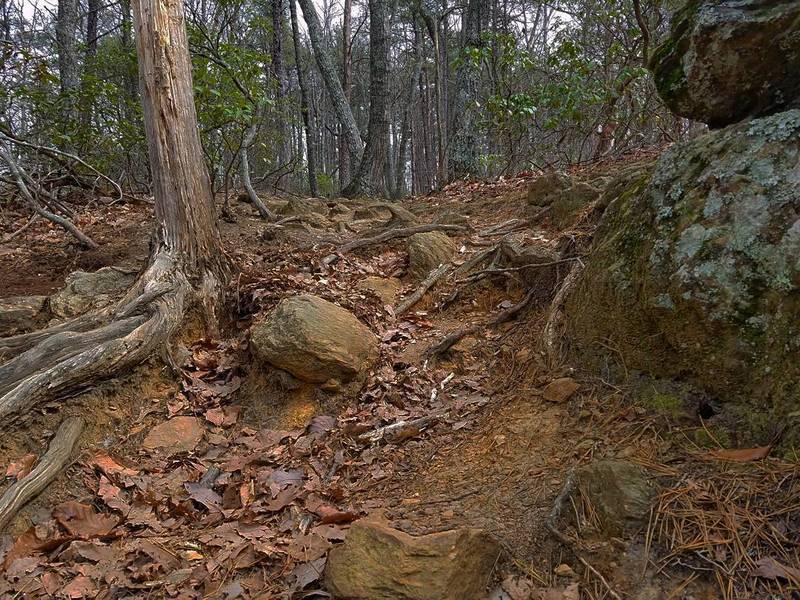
[1,0,683,199]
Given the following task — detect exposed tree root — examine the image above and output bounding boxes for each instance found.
[541,262,584,369]
[425,288,537,360]
[0,251,199,425]
[546,469,622,600]
[0,417,84,531]
[338,223,465,253]
[395,263,451,315]
[358,412,444,445]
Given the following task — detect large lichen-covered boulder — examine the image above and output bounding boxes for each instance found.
[566,110,800,432]
[251,295,378,383]
[325,516,500,600]
[49,267,137,319]
[650,0,800,127]
[406,232,456,281]
[0,295,47,336]
[527,172,601,227]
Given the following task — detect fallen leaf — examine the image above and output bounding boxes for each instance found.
[6,453,37,480]
[88,452,138,477]
[142,416,204,454]
[184,482,223,511]
[753,556,800,583]
[53,502,119,539]
[705,446,771,462]
[541,378,580,403]
[62,574,97,599]
[2,527,69,570]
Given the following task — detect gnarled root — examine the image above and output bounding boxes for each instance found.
[0,251,205,425]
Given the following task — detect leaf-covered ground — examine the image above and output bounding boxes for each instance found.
[0,159,797,599]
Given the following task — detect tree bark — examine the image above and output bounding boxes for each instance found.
[290,0,319,197]
[338,0,353,188]
[56,0,80,120]
[296,0,363,175]
[341,0,390,197]
[449,0,484,179]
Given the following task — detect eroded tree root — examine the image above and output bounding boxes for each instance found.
[0,417,84,531]
[0,252,197,423]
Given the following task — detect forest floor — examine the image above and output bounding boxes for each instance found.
[0,159,797,599]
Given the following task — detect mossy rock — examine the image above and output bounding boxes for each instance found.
[566,110,800,444]
[650,0,800,127]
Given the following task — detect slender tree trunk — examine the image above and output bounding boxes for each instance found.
[296,0,363,175]
[338,0,352,188]
[56,0,80,121]
[449,0,483,179]
[341,0,390,197]
[290,0,319,197]
[271,0,289,164]
[86,0,99,58]
[395,19,424,198]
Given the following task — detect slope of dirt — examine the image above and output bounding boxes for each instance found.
[0,164,796,599]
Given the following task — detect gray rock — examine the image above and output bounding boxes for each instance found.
[326,515,500,600]
[566,109,800,437]
[527,171,571,207]
[407,231,456,281]
[577,460,655,536]
[251,295,378,383]
[0,295,47,335]
[651,0,800,127]
[49,267,137,318]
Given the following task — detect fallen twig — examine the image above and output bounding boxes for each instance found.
[357,413,444,445]
[394,263,451,315]
[0,417,84,531]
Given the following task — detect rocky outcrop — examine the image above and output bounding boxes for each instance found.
[0,295,47,335]
[577,460,655,536]
[251,295,378,383]
[325,516,500,600]
[407,232,456,281]
[566,110,800,432]
[49,267,137,319]
[650,0,800,127]
[278,197,328,217]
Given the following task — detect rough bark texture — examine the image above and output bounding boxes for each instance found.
[449,0,484,179]
[56,0,79,118]
[339,0,353,187]
[296,0,363,172]
[290,0,319,197]
[342,0,390,197]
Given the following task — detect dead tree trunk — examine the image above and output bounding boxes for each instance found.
[0,0,229,424]
[338,0,353,188]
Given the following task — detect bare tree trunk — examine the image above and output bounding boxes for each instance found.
[449,0,483,179]
[338,0,353,188]
[290,0,319,197]
[296,0,363,174]
[272,0,289,164]
[56,0,80,121]
[341,0,390,197]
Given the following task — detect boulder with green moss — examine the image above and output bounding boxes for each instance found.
[650,0,800,127]
[566,110,800,435]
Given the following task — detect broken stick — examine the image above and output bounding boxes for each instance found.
[394,263,451,315]
[0,416,84,531]
[358,413,443,445]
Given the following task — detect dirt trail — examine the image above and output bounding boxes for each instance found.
[0,173,795,599]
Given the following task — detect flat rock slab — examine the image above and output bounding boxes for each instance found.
[326,516,500,600]
[542,378,580,403]
[251,295,378,383]
[0,295,47,336]
[142,417,205,454]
